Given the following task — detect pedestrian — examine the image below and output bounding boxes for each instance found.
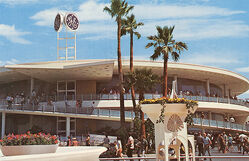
[196,132,204,156]
[86,135,90,146]
[72,138,78,146]
[126,132,134,161]
[228,134,234,152]
[203,133,212,161]
[117,136,123,157]
[220,134,226,153]
[67,136,71,146]
[103,134,110,148]
[242,137,249,155]
[223,132,228,152]
[234,133,241,152]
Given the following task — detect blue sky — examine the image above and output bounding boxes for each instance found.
[0,0,249,98]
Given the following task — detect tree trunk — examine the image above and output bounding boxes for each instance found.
[163,55,168,97]
[117,18,125,127]
[130,31,137,120]
[139,91,146,139]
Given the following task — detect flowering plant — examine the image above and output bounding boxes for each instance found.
[0,131,58,146]
[140,97,198,125]
[140,97,198,108]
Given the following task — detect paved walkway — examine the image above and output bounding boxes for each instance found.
[197,147,249,161]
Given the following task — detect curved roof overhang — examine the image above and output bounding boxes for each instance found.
[116,60,249,96]
[1,59,249,96]
[3,60,115,82]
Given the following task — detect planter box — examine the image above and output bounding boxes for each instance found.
[141,103,197,124]
[1,144,58,156]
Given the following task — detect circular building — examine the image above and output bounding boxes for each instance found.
[0,59,249,138]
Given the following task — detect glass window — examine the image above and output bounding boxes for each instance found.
[58,82,66,91]
[67,81,75,90]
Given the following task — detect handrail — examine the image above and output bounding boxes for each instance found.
[99,156,249,160]
[1,93,249,108]
[0,103,248,132]
[193,118,249,132]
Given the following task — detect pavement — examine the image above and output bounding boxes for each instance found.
[196,147,249,161]
[120,147,249,161]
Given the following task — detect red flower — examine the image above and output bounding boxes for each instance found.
[52,136,57,140]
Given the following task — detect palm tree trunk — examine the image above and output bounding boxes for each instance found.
[130,31,137,119]
[117,18,125,127]
[139,91,146,139]
[163,55,168,97]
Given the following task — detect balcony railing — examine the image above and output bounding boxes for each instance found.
[0,102,134,120]
[193,118,249,132]
[2,93,249,108]
[67,94,248,108]
[0,101,248,132]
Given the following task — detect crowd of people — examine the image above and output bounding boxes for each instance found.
[195,131,249,160]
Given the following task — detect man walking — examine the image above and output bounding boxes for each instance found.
[196,132,204,157]
[203,133,212,161]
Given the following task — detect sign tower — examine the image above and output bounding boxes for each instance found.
[54,13,79,60]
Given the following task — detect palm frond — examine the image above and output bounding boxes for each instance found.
[145,42,154,48]
[171,51,179,62]
[134,31,141,39]
[150,46,162,60]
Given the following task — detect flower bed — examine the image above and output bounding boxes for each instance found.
[0,132,59,156]
[140,97,198,108]
[0,131,58,146]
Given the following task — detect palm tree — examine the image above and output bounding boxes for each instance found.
[121,14,144,118]
[126,68,159,138]
[103,0,133,127]
[146,26,188,97]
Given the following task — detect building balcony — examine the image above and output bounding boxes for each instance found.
[0,101,248,133]
[193,118,249,133]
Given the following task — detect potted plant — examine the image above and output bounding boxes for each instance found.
[0,131,58,156]
[140,97,198,124]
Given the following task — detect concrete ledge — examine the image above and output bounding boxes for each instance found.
[0,146,106,161]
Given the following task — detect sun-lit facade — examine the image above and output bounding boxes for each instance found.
[0,59,249,139]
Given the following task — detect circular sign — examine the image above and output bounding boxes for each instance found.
[166,114,184,132]
[64,13,79,31]
[54,13,63,32]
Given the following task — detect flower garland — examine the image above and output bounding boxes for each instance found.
[140,97,198,124]
[0,131,58,146]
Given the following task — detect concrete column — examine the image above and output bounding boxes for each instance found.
[228,89,231,98]
[29,115,33,129]
[223,84,226,97]
[208,111,212,120]
[30,78,34,96]
[1,112,6,139]
[206,79,210,96]
[174,75,178,94]
[66,117,70,137]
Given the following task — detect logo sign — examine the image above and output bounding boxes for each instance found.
[54,13,63,32]
[64,13,79,31]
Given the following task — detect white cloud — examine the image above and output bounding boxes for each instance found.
[133,4,245,19]
[0,24,31,44]
[140,19,249,40]
[180,52,240,65]
[236,66,249,73]
[0,0,38,5]
[30,8,64,26]
[0,59,19,66]
[77,1,111,22]
[30,0,249,40]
